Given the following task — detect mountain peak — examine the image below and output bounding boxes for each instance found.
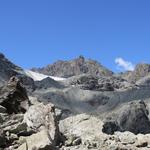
[32,56,113,78]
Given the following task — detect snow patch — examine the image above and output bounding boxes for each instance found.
[25,70,66,81]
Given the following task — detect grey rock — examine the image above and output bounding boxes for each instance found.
[65,74,136,91]
[17,129,57,150]
[102,121,119,135]
[102,100,150,134]
[23,103,60,144]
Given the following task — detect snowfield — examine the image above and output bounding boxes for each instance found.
[25,70,66,81]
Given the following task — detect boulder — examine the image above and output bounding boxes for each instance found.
[102,100,150,134]
[59,114,103,143]
[17,129,56,150]
[24,103,60,145]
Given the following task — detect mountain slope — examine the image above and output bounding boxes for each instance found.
[0,53,35,90]
[32,55,113,78]
[0,53,23,86]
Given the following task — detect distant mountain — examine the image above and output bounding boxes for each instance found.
[31,55,113,78]
[122,63,150,83]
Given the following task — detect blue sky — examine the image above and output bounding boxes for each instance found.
[0,0,150,72]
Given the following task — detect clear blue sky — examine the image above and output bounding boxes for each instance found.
[0,0,150,72]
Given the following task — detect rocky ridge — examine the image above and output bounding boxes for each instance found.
[32,55,113,78]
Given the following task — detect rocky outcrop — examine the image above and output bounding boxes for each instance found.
[0,53,35,91]
[136,75,150,88]
[19,103,60,149]
[65,74,136,91]
[0,77,61,150]
[15,103,61,150]
[0,77,29,149]
[32,56,113,78]
[0,102,60,150]
[102,100,150,135]
[123,63,150,83]
[17,74,36,92]
[66,74,105,91]
[0,76,29,114]
[0,53,22,80]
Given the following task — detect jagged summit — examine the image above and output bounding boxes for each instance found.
[31,55,113,78]
[122,63,150,83]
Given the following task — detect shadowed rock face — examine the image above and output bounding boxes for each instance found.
[32,56,113,78]
[102,101,150,135]
[0,76,29,114]
[0,53,22,86]
[35,77,65,89]
[0,53,35,91]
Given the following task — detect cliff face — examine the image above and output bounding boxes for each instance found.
[32,56,113,78]
[0,53,22,85]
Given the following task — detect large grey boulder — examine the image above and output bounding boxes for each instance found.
[102,100,150,134]
[24,103,60,145]
[59,114,103,145]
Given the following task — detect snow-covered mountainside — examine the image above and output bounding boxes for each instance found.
[25,70,66,81]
